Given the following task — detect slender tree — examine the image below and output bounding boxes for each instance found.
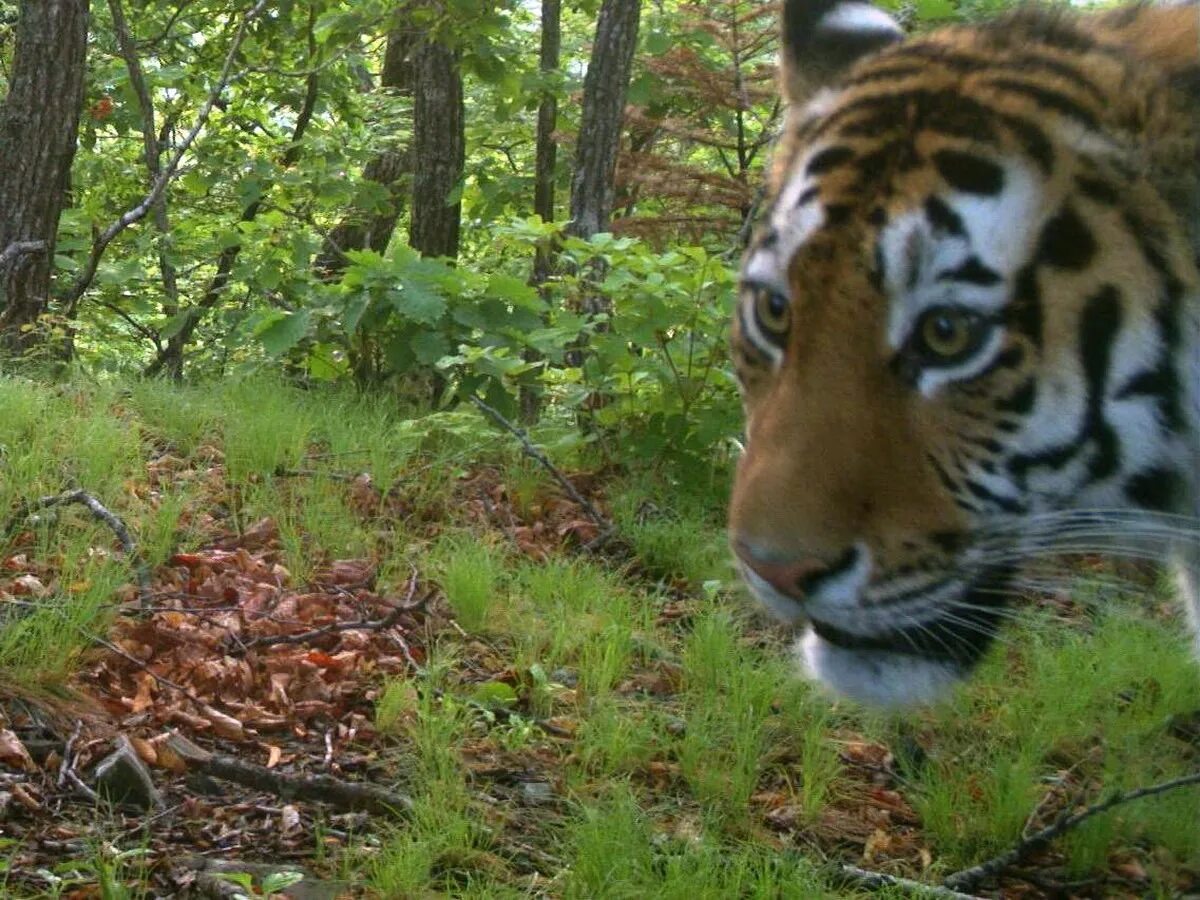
[521,0,562,422]
[0,0,90,353]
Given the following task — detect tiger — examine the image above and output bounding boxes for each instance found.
[729,0,1200,706]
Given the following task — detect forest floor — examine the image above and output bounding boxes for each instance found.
[0,375,1197,899]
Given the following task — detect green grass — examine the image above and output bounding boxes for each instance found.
[2,373,1198,896]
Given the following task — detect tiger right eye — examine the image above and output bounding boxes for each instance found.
[755,289,791,335]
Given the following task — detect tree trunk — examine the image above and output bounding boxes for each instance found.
[409,6,464,261]
[566,0,640,245]
[564,0,640,372]
[521,0,562,423]
[313,19,415,279]
[0,0,89,354]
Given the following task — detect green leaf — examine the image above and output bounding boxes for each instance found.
[388,281,447,324]
[470,681,519,708]
[410,330,451,365]
[255,310,310,356]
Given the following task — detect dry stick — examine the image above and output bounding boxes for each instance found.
[943,770,1200,892]
[236,569,423,653]
[164,731,412,817]
[61,0,270,312]
[13,489,152,608]
[468,396,613,544]
[836,864,985,900]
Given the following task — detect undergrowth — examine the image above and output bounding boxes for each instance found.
[0,374,1197,896]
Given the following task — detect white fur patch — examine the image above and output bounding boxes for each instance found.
[799,629,962,706]
[818,2,904,37]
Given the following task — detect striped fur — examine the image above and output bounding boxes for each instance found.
[730,0,1200,705]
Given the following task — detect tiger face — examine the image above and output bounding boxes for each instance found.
[729,0,1200,705]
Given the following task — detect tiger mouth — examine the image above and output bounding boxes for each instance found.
[742,562,1017,705]
[808,565,1014,669]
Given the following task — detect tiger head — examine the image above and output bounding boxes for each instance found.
[729,0,1200,705]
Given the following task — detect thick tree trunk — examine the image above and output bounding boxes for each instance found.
[566,0,640,244]
[0,0,89,354]
[409,8,464,261]
[314,20,415,279]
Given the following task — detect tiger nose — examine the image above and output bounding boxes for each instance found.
[733,539,832,600]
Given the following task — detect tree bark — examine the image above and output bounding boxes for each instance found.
[564,0,640,371]
[565,0,640,244]
[0,0,89,354]
[521,0,562,422]
[313,18,415,279]
[409,4,464,261]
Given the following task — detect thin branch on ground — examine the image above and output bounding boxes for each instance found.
[468,395,613,541]
[165,731,413,817]
[235,568,424,653]
[62,0,269,313]
[836,864,986,900]
[0,240,47,269]
[272,466,364,483]
[943,770,1200,892]
[9,489,152,608]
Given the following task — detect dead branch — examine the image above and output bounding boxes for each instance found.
[837,864,985,900]
[468,396,613,543]
[235,568,423,653]
[165,732,413,817]
[61,0,269,313]
[943,770,1200,892]
[10,489,152,608]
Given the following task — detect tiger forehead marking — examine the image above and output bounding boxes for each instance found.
[730,0,1200,706]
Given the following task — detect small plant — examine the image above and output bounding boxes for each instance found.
[432,536,506,633]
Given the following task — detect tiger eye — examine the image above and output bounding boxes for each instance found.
[917,308,977,361]
[755,289,791,335]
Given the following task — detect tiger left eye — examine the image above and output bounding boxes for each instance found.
[912,306,990,365]
[754,288,791,335]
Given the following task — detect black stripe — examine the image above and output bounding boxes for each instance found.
[1008,263,1043,347]
[993,111,1054,173]
[1079,285,1122,480]
[936,257,1001,286]
[797,186,820,207]
[924,196,966,235]
[981,77,1100,131]
[972,345,1024,381]
[1075,174,1119,206]
[1124,467,1183,512]
[881,43,1106,105]
[932,149,1005,195]
[1036,204,1096,270]
[963,477,1024,514]
[995,379,1036,415]
[806,145,856,177]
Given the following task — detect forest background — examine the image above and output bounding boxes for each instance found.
[0,0,1198,897]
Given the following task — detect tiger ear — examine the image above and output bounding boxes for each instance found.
[781,0,904,103]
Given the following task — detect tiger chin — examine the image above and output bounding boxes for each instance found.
[728,0,1200,707]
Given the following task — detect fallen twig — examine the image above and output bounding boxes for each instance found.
[836,864,985,900]
[235,568,423,653]
[9,489,152,608]
[943,770,1200,892]
[468,396,613,543]
[272,466,364,483]
[164,732,412,817]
